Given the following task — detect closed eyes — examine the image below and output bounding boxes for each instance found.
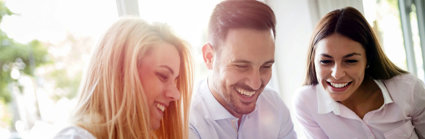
[319,59,359,65]
[156,72,169,82]
[345,60,358,63]
[320,60,332,64]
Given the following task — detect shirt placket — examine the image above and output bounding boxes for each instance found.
[339,104,376,139]
[230,118,239,138]
[360,120,376,139]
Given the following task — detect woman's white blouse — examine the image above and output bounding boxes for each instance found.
[54,126,96,139]
[294,74,425,139]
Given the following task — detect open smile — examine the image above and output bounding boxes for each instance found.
[236,87,256,97]
[326,81,352,92]
[327,81,352,88]
[156,103,165,112]
[154,102,167,118]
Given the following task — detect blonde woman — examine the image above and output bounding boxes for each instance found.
[55,17,193,139]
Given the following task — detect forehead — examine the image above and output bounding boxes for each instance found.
[142,42,180,73]
[315,33,365,56]
[219,28,275,62]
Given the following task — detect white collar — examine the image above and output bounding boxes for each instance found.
[316,79,393,115]
[201,79,237,120]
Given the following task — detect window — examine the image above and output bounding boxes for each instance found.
[363,0,425,81]
[0,0,118,138]
[398,0,425,81]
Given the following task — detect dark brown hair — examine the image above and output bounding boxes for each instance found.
[208,0,276,48]
[304,7,406,85]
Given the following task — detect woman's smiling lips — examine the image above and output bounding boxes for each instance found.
[326,81,352,92]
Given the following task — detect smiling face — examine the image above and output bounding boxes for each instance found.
[138,42,181,130]
[204,28,275,118]
[314,33,367,102]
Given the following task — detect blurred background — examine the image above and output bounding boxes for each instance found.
[0,0,423,138]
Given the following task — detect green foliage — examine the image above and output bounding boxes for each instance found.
[0,1,49,103]
[0,1,12,23]
[387,0,398,8]
[379,0,398,10]
[49,69,81,100]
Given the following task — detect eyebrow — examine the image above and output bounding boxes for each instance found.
[232,59,275,65]
[159,65,174,75]
[264,60,275,65]
[320,53,361,58]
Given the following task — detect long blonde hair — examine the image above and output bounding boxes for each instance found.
[73,17,193,139]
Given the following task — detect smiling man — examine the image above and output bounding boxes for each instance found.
[189,1,296,139]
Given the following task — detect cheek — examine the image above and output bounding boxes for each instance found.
[145,77,163,93]
[218,71,235,87]
[261,70,272,82]
[352,68,366,80]
[222,69,246,84]
[143,81,165,107]
[140,73,161,105]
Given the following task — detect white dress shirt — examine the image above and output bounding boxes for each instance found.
[189,79,297,139]
[294,74,425,139]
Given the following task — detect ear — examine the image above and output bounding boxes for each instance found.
[202,43,214,70]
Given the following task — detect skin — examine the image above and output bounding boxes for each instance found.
[314,33,383,118]
[202,28,275,121]
[138,42,181,129]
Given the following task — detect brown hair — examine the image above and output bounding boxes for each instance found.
[304,7,406,85]
[208,0,276,48]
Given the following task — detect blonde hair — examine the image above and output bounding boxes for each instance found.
[73,17,193,139]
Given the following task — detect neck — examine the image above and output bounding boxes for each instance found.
[340,77,384,118]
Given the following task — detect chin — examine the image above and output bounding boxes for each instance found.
[239,108,255,114]
[236,104,256,114]
[329,93,349,102]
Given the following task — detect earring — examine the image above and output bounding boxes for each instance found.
[366,65,370,69]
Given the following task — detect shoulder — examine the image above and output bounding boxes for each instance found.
[383,74,425,104]
[190,80,208,112]
[54,126,96,139]
[259,87,282,103]
[259,87,288,108]
[189,80,213,126]
[292,85,320,118]
[189,95,209,121]
[383,74,423,95]
[293,85,317,106]
[256,87,291,115]
[384,73,420,84]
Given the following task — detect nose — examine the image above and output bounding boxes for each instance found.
[331,63,346,80]
[247,70,262,90]
[165,84,180,101]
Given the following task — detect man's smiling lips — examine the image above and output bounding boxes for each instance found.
[236,87,256,97]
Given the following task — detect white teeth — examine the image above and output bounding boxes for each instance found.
[236,88,255,97]
[329,82,349,88]
[156,103,165,112]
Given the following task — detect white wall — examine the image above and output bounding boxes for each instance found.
[317,0,364,16]
[266,0,316,107]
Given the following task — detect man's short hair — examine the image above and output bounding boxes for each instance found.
[208,0,276,48]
